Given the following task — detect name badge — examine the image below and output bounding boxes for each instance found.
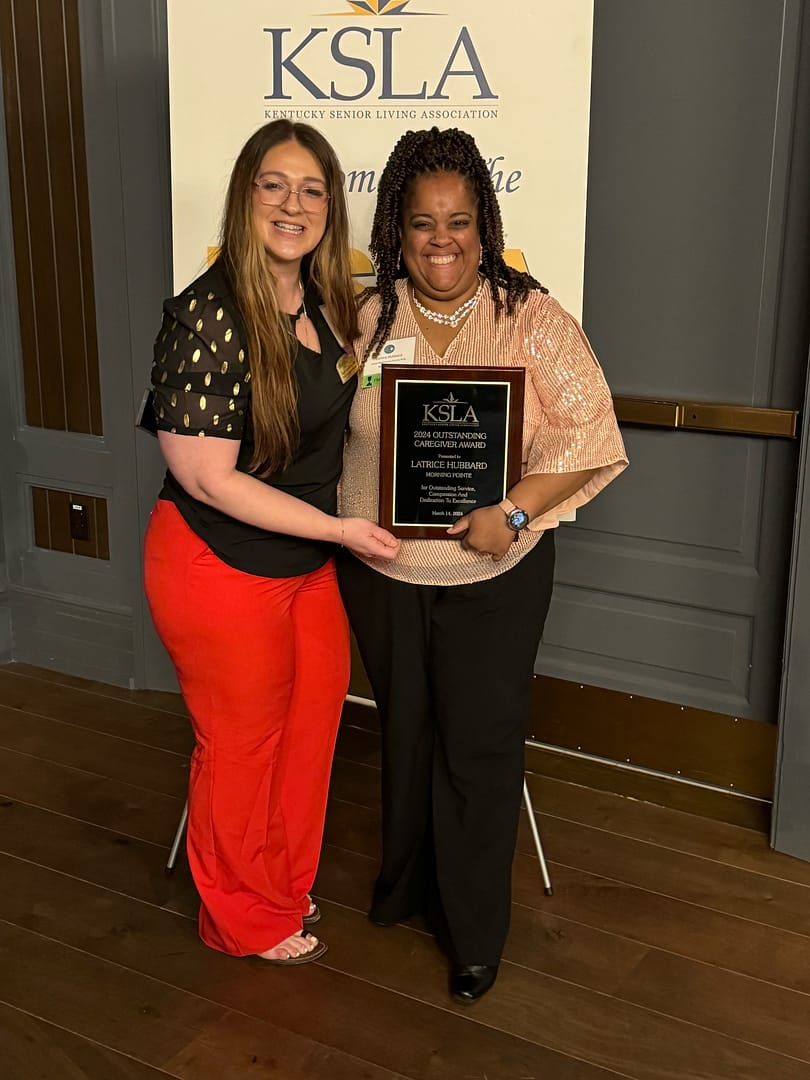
[360,336,416,389]
[336,351,361,384]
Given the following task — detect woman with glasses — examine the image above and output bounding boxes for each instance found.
[144,120,399,964]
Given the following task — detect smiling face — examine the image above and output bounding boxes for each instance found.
[399,171,481,307]
[251,140,329,272]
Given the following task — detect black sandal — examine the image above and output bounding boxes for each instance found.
[255,930,328,966]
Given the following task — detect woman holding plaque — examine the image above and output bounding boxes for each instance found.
[143,120,399,964]
[338,126,627,1002]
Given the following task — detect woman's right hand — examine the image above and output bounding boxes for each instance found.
[340,518,400,560]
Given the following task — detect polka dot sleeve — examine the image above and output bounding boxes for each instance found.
[150,286,250,439]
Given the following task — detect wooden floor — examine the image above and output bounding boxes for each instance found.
[1,664,810,1079]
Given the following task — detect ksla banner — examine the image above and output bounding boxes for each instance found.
[167,0,594,317]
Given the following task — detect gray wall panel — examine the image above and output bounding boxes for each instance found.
[15,557,124,614]
[555,0,805,724]
[540,587,752,711]
[585,0,787,402]
[78,0,174,688]
[773,350,810,858]
[573,429,758,551]
[0,451,9,660]
[0,556,9,661]
[0,607,10,662]
[9,431,115,489]
[11,593,133,686]
[771,0,810,855]
[555,534,760,612]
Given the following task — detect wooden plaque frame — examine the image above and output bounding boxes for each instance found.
[379,365,525,539]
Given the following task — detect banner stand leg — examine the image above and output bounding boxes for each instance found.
[523,778,554,895]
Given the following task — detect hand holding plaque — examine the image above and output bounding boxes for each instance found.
[379,365,525,539]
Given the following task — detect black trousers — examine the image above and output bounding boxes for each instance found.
[336,531,555,966]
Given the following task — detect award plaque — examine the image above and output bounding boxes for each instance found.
[379,365,525,538]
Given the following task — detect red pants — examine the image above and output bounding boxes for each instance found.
[144,499,349,955]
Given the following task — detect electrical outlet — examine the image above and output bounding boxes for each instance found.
[69,501,90,541]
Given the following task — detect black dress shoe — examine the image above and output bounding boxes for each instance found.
[450,963,499,1003]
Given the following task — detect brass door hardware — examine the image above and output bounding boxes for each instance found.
[613,397,798,438]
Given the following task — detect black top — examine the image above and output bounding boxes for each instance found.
[150,260,356,577]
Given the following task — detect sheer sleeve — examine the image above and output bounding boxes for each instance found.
[150,286,250,439]
[523,295,628,530]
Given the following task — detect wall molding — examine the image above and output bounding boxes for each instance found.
[348,639,776,801]
[10,591,133,686]
[527,675,775,800]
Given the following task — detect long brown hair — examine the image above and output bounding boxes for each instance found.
[220,120,358,475]
[364,126,545,357]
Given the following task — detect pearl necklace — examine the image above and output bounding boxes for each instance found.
[411,279,483,328]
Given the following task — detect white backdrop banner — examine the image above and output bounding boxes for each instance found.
[167,0,593,316]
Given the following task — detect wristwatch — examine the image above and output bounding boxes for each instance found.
[499,498,530,532]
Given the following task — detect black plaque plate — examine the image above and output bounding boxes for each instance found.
[379,365,524,538]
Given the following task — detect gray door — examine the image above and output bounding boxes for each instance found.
[536,0,809,723]
[77,0,178,691]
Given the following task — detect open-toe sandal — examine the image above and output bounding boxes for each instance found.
[256,930,327,966]
[303,897,321,926]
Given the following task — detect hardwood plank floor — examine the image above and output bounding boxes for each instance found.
[1,661,808,1079]
[0,1002,176,1079]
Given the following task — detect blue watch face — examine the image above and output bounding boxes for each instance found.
[507,508,530,531]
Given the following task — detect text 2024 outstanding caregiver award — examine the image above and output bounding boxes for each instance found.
[380,366,525,539]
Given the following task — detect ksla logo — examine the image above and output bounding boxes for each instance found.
[265,1,497,102]
[345,1,415,11]
[422,392,479,426]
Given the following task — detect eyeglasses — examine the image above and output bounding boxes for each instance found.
[252,178,330,211]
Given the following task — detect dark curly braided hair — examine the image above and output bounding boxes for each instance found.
[364,126,546,356]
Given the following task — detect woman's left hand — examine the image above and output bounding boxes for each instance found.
[446,505,516,561]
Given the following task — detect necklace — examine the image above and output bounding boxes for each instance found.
[295,278,307,320]
[291,279,319,352]
[285,282,309,326]
[282,280,307,320]
[411,278,483,328]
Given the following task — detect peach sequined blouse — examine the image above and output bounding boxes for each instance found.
[340,280,628,585]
